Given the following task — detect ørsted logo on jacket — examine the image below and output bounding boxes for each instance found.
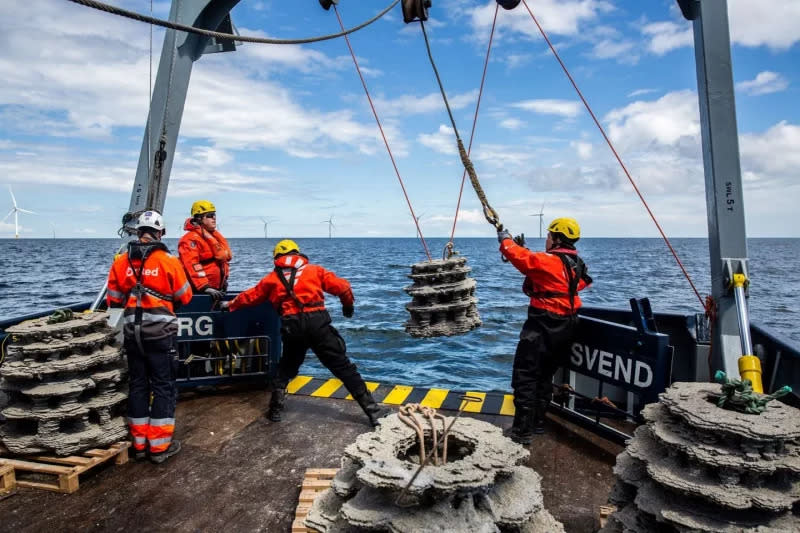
[125,267,160,277]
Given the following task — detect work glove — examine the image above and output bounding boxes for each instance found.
[204,287,224,302]
[342,304,354,318]
[513,233,526,248]
[497,228,512,243]
[219,301,230,312]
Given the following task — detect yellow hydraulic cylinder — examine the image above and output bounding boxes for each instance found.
[730,273,763,393]
[738,355,763,394]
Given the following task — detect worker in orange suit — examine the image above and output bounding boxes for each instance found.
[178,200,232,303]
[107,210,192,464]
[498,217,592,445]
[220,239,390,427]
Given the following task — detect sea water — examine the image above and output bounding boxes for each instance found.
[0,237,797,391]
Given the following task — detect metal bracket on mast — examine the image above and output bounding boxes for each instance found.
[682,0,752,382]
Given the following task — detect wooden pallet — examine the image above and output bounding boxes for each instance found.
[292,468,338,533]
[598,504,618,529]
[0,441,130,494]
[0,464,16,495]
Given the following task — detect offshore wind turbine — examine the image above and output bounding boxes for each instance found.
[260,217,276,238]
[414,212,425,240]
[321,215,335,239]
[529,202,545,238]
[2,186,35,239]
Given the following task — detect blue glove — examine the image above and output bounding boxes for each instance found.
[497,229,512,243]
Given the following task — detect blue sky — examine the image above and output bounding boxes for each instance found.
[0,0,798,239]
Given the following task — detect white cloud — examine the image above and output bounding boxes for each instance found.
[571,141,593,160]
[418,125,457,155]
[469,0,614,42]
[372,90,477,117]
[642,21,693,55]
[512,99,582,118]
[190,146,233,167]
[473,143,537,168]
[591,39,636,61]
[740,121,800,185]
[604,90,700,152]
[430,209,484,224]
[736,71,789,96]
[499,118,526,130]
[628,88,658,98]
[642,1,800,54]
[729,0,800,50]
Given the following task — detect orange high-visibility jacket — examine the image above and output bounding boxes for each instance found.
[107,242,193,340]
[178,218,232,291]
[499,238,590,316]
[228,253,354,316]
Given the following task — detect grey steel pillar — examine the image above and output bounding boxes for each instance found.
[128,0,240,221]
[681,0,750,380]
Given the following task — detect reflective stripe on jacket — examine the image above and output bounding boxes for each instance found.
[228,253,354,316]
[499,238,590,316]
[106,246,193,340]
[177,218,232,291]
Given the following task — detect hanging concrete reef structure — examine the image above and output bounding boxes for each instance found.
[404,256,481,338]
[602,382,800,532]
[0,312,127,456]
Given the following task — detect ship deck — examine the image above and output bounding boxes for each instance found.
[0,386,621,532]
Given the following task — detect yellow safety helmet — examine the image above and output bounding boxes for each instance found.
[548,217,581,241]
[191,200,216,217]
[273,239,300,258]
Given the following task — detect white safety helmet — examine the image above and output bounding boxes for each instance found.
[135,210,165,234]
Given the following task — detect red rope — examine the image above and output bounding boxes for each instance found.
[334,7,432,261]
[521,0,704,308]
[705,295,717,380]
[449,4,499,243]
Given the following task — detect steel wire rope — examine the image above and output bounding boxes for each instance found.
[418,20,502,230]
[66,0,400,45]
[521,0,704,307]
[332,6,432,261]
[448,3,499,244]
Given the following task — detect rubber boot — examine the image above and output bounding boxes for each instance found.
[353,390,391,427]
[267,388,286,422]
[532,401,548,434]
[149,440,181,464]
[504,406,534,445]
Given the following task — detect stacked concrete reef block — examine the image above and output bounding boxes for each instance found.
[0,312,127,456]
[305,414,564,532]
[404,256,481,337]
[602,382,800,532]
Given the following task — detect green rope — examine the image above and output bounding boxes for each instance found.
[713,370,792,414]
[47,309,75,324]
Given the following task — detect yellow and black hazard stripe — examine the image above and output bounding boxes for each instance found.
[286,376,516,416]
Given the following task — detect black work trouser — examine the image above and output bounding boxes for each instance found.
[511,307,577,409]
[125,335,178,420]
[274,310,368,398]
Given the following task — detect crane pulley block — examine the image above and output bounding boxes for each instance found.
[496,0,521,10]
[319,0,338,10]
[402,0,431,24]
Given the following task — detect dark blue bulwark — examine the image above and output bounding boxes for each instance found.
[174,294,281,387]
[570,300,672,405]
